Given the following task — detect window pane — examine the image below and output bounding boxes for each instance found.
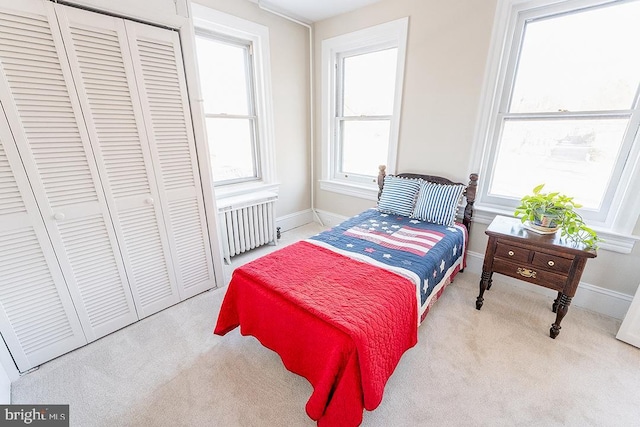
[489,118,628,209]
[195,35,250,115]
[510,2,640,113]
[205,118,257,183]
[342,48,398,116]
[340,120,390,176]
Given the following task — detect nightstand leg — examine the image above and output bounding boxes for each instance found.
[552,291,561,313]
[550,293,572,339]
[476,270,492,310]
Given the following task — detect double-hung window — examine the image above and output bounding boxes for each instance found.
[192,5,276,195]
[475,0,640,251]
[195,33,259,184]
[336,46,398,178]
[321,18,408,199]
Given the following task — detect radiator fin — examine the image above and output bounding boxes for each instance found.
[219,197,277,263]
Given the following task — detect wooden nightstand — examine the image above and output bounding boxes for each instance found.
[476,215,597,338]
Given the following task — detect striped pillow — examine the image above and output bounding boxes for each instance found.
[377,175,421,217]
[412,182,465,226]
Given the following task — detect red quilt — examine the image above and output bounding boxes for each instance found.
[215,241,418,426]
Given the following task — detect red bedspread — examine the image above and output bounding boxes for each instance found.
[215,241,418,426]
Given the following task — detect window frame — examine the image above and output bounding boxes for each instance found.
[471,0,640,253]
[192,5,277,199]
[320,18,409,200]
[195,30,262,186]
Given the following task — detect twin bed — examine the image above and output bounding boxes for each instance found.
[215,167,478,426]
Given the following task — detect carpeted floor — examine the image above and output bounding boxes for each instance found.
[11,223,640,426]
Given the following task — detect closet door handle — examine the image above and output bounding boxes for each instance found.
[144,197,154,205]
[54,212,65,221]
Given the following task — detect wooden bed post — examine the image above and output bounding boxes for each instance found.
[463,173,478,232]
[377,165,386,200]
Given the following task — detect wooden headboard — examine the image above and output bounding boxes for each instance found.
[376,165,478,232]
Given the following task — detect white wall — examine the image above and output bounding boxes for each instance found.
[312,0,640,298]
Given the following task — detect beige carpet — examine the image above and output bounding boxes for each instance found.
[11,224,640,426]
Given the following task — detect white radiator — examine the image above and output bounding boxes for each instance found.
[217,192,278,263]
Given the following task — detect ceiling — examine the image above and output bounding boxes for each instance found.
[250,0,383,23]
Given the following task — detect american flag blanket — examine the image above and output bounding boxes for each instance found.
[308,208,467,324]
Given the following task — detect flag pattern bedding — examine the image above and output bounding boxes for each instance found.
[308,208,467,323]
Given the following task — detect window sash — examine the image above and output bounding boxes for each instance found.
[336,45,398,119]
[334,117,391,181]
[505,3,640,114]
[205,115,260,185]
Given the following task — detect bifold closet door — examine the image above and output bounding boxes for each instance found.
[0,107,87,372]
[0,0,138,341]
[125,21,216,299]
[54,4,181,317]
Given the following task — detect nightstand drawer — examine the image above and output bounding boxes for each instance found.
[495,242,530,263]
[493,258,567,292]
[532,252,573,274]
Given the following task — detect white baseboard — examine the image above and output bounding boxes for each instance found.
[276,209,314,232]
[465,251,633,320]
[313,209,348,227]
[275,208,349,233]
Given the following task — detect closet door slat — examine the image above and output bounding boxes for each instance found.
[125,21,215,298]
[55,4,180,317]
[0,0,137,342]
[0,103,87,373]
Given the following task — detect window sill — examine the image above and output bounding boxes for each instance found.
[214,181,279,205]
[473,204,640,254]
[319,179,378,201]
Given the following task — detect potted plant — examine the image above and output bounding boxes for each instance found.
[514,184,601,249]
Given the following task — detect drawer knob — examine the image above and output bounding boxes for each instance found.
[548,260,555,267]
[508,251,515,256]
[517,267,537,278]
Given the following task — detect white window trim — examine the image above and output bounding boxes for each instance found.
[320,18,409,201]
[192,4,278,200]
[469,0,640,253]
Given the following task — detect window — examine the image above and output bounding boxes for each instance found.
[321,18,408,200]
[337,47,398,178]
[192,5,276,195]
[195,33,259,184]
[474,0,640,251]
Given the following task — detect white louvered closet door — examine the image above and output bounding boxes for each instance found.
[125,21,216,299]
[0,0,138,341]
[54,5,181,318]
[0,109,87,372]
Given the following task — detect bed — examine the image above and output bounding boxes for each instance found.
[214,167,478,426]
